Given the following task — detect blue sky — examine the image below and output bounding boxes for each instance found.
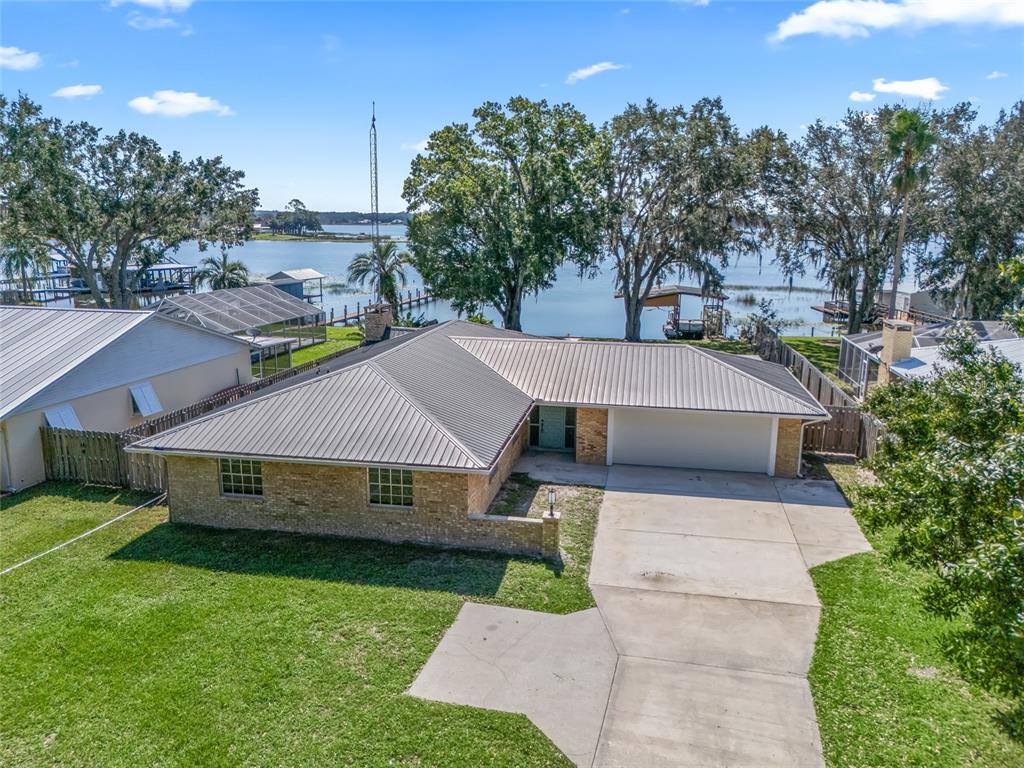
[2,1,1021,211]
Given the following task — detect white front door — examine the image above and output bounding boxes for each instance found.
[538,406,566,450]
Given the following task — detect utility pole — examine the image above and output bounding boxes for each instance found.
[369,102,381,303]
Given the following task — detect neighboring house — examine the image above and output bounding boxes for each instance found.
[877,289,950,322]
[838,319,1020,398]
[129,320,828,556]
[889,337,1024,380]
[0,306,253,492]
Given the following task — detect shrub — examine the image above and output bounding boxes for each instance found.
[860,322,1024,733]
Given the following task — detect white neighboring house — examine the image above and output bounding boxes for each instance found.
[889,337,1024,380]
[0,306,253,492]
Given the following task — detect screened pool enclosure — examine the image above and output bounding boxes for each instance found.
[156,284,327,377]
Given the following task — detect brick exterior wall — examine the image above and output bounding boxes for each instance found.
[162,422,557,558]
[575,407,608,465]
[774,418,803,479]
[468,420,529,514]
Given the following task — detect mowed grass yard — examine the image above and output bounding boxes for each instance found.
[254,326,363,375]
[782,335,841,375]
[807,458,1024,768]
[0,481,599,767]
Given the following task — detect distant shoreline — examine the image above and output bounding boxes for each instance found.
[251,233,409,244]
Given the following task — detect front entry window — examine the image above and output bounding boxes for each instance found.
[529,406,576,452]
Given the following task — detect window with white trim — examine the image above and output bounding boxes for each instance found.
[368,467,413,507]
[220,458,263,497]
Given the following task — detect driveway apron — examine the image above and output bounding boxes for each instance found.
[410,463,871,767]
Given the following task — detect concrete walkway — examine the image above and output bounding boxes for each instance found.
[409,464,871,767]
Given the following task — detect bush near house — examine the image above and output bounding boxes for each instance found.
[858,325,1024,733]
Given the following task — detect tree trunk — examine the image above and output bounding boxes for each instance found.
[502,287,523,331]
[888,199,909,319]
[847,280,862,334]
[623,294,643,342]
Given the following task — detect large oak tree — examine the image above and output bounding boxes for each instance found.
[0,94,258,308]
[604,98,773,341]
[772,107,929,333]
[402,96,607,331]
[921,102,1024,319]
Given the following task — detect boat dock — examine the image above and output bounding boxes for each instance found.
[328,288,435,325]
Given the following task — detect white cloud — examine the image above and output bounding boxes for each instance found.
[0,46,42,71]
[849,90,876,102]
[401,139,429,153]
[111,0,194,10]
[128,90,233,117]
[128,14,178,30]
[52,84,103,98]
[985,70,1007,79]
[872,76,948,100]
[565,61,625,85]
[771,0,1024,42]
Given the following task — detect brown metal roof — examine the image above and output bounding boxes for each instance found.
[132,320,826,470]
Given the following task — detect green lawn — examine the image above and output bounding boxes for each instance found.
[0,482,156,570]
[255,326,363,375]
[806,457,1024,768]
[0,480,600,767]
[782,335,841,375]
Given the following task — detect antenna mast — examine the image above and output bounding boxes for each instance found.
[369,102,381,278]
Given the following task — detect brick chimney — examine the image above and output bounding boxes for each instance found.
[363,303,394,343]
[877,319,913,385]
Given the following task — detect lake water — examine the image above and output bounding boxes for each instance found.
[173,224,855,339]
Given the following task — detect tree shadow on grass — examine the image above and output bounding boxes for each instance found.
[108,521,563,597]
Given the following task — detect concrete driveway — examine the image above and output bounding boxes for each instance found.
[410,463,871,767]
[591,465,870,767]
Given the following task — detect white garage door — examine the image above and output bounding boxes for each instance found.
[611,408,775,474]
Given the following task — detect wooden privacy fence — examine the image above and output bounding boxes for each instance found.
[41,429,167,492]
[41,341,366,492]
[802,406,883,459]
[751,326,883,457]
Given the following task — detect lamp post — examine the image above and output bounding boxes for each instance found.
[547,488,556,518]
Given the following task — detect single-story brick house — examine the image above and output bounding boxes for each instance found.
[129,320,828,556]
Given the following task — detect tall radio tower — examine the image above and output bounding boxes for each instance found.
[369,102,381,265]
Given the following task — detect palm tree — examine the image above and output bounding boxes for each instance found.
[192,252,251,290]
[346,240,410,308]
[886,109,936,319]
[1,242,49,303]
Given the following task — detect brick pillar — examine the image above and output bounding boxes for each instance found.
[575,408,608,465]
[774,418,803,479]
[541,512,560,559]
